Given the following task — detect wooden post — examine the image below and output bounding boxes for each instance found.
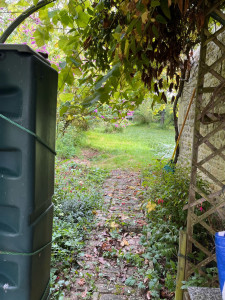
[175,230,187,300]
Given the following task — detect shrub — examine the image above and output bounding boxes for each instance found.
[139,161,210,297]
[56,123,85,158]
[103,123,124,133]
[133,99,153,125]
[142,161,209,228]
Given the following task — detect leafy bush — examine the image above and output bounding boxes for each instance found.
[103,123,124,133]
[133,99,154,125]
[142,161,209,228]
[139,162,210,297]
[133,99,174,128]
[56,123,85,158]
[140,220,179,297]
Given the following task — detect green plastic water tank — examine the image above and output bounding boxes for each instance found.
[0,44,58,300]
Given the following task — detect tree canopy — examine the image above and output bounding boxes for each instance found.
[0,0,222,130]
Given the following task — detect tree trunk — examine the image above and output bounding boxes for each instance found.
[160,109,165,126]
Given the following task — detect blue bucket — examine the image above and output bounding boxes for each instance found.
[215,232,225,296]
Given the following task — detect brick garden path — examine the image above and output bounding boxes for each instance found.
[65,169,150,300]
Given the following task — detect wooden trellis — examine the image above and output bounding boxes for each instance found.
[185,0,225,290]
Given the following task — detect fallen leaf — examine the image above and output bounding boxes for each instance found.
[121,239,129,247]
[99,257,106,264]
[82,287,88,298]
[85,254,92,258]
[110,207,117,211]
[146,290,151,299]
[101,242,112,252]
[110,221,119,228]
[120,214,129,221]
[128,186,136,190]
[141,11,149,24]
[78,278,86,286]
[137,220,147,226]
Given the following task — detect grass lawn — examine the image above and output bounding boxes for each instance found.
[81,124,175,170]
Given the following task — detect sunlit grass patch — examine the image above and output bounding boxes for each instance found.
[82,124,174,170]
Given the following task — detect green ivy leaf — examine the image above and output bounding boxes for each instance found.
[125,277,136,286]
[33,28,49,46]
[39,7,49,22]
[126,18,138,35]
[160,0,171,19]
[136,19,142,36]
[152,24,159,38]
[75,11,90,27]
[151,0,160,7]
[60,93,74,103]
[68,0,77,15]
[58,36,69,50]
[59,10,72,27]
[33,0,39,5]
[17,0,29,5]
[58,67,74,91]
[59,61,67,69]
[156,14,167,24]
[73,68,82,76]
[95,63,120,90]
[69,57,81,67]
[59,105,69,116]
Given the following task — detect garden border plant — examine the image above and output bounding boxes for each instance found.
[51,158,108,298]
[132,161,216,299]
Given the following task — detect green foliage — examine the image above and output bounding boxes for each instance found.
[82,125,174,169]
[56,123,85,158]
[139,220,179,296]
[133,99,154,125]
[51,159,108,297]
[142,162,209,227]
[138,162,212,297]
[182,267,218,289]
[125,276,136,287]
[133,98,173,128]
[103,123,124,134]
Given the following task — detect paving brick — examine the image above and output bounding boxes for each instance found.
[66,169,146,300]
[93,292,100,300]
[99,295,127,300]
[95,283,115,293]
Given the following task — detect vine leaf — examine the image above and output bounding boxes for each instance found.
[156,14,167,24]
[95,63,121,90]
[0,0,7,7]
[161,0,171,19]
[141,11,149,24]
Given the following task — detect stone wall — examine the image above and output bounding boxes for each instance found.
[178,32,225,189]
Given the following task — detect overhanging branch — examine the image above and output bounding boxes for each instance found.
[0,0,56,43]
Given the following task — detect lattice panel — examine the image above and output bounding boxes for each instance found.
[185,0,225,285]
